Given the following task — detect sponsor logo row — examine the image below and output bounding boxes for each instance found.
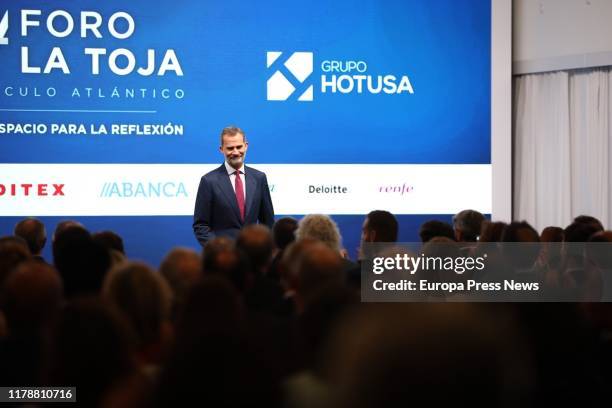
[0,182,415,198]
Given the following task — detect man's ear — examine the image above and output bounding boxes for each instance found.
[370,230,377,242]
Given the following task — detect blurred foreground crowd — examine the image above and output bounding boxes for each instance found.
[1,210,612,407]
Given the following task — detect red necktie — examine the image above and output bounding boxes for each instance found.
[234,170,245,221]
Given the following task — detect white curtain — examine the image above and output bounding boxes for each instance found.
[513,68,612,232]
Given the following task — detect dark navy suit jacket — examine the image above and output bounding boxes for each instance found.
[193,164,274,246]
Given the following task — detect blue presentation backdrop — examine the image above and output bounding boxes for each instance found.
[0,0,491,265]
[0,0,490,164]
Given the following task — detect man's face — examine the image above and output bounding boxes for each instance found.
[361,218,372,242]
[220,133,248,169]
[358,217,375,258]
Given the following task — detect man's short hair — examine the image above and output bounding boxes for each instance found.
[160,247,201,318]
[52,226,111,298]
[366,210,399,242]
[453,210,485,242]
[501,221,539,243]
[573,215,604,232]
[540,226,564,242]
[92,231,125,255]
[419,220,454,243]
[53,220,85,242]
[236,225,274,275]
[14,218,47,255]
[479,221,507,242]
[273,217,298,250]
[500,221,540,269]
[564,221,600,242]
[220,126,246,145]
[202,237,235,272]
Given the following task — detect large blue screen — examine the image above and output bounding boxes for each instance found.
[0,0,492,264]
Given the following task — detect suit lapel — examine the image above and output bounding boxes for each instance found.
[244,166,256,220]
[216,165,242,223]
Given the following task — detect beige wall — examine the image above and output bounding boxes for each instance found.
[513,0,612,73]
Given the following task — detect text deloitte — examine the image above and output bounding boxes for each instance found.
[320,60,414,94]
[308,185,348,194]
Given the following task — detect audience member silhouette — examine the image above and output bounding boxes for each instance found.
[236,225,285,315]
[0,261,62,386]
[324,304,533,407]
[269,217,298,281]
[102,262,173,376]
[93,230,126,255]
[349,210,399,288]
[419,219,455,243]
[159,247,201,321]
[1,212,611,407]
[14,217,47,262]
[479,220,508,242]
[453,209,485,242]
[0,236,30,290]
[155,276,281,407]
[52,226,111,298]
[45,298,137,408]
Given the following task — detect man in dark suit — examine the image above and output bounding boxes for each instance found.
[193,126,275,246]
